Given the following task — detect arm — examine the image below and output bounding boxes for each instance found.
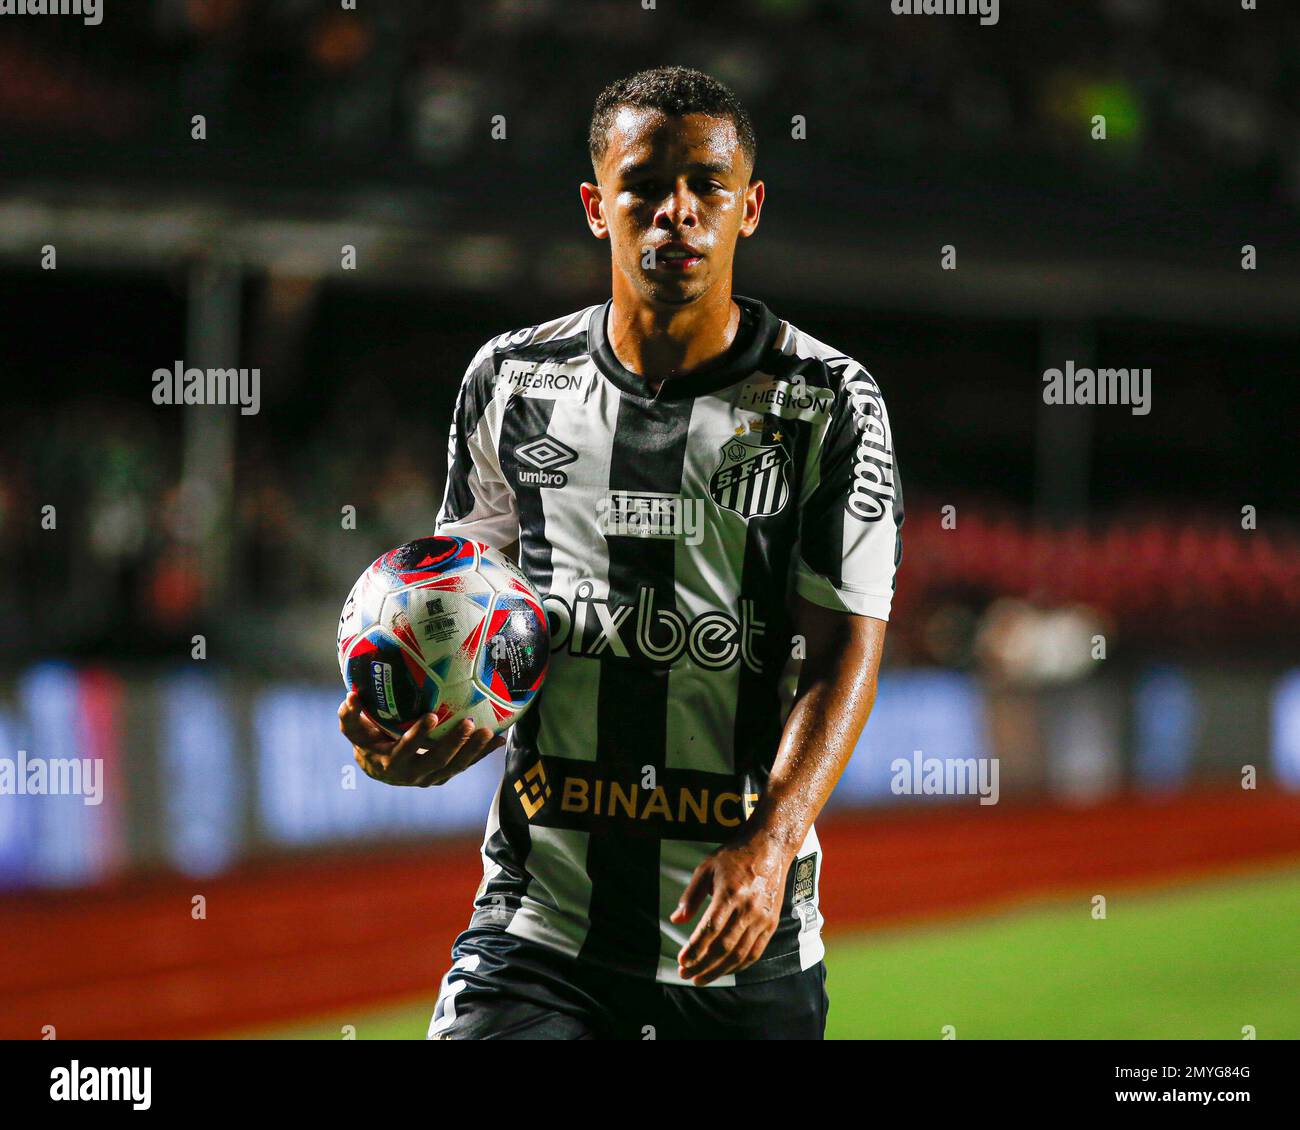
[674,358,901,984]
[746,599,885,857]
[672,597,886,984]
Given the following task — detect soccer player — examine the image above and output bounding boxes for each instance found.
[338,65,902,1040]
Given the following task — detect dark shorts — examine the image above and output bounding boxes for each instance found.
[428,928,829,1041]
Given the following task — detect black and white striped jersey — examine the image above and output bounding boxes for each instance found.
[436,295,902,986]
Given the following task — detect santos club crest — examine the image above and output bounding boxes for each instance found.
[709,433,791,518]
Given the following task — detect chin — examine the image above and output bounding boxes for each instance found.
[641,279,705,306]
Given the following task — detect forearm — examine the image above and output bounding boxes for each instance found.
[744,605,886,857]
[673,602,887,984]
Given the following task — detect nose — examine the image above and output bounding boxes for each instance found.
[654,180,698,231]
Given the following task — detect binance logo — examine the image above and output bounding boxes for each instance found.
[514,761,551,819]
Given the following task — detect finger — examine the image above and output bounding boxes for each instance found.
[449,730,504,772]
[670,860,713,925]
[339,693,391,749]
[338,692,393,749]
[421,733,501,785]
[392,715,471,768]
[415,718,484,773]
[695,923,764,986]
[686,920,759,983]
[677,895,734,972]
[337,689,362,723]
[417,730,503,787]
[729,919,774,968]
[354,745,388,780]
[731,922,776,971]
[683,912,748,983]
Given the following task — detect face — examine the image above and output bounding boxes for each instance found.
[582,108,763,307]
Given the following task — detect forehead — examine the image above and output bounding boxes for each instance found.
[603,107,743,176]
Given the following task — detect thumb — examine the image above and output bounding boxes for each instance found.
[671,860,713,924]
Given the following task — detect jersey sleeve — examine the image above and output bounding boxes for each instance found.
[794,363,903,620]
[435,345,518,548]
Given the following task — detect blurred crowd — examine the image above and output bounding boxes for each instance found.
[0,0,1297,207]
[0,388,444,672]
[2,0,1297,672]
[2,384,1296,673]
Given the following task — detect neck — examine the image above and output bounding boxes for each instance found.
[605,282,740,388]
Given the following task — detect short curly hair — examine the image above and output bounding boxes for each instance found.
[588,65,757,176]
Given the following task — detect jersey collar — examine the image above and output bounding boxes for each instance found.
[587,295,778,402]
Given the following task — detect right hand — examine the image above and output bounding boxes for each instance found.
[337,690,505,787]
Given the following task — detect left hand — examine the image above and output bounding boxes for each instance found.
[338,692,504,788]
[670,834,793,985]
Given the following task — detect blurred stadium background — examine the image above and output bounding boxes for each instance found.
[1,0,1298,1040]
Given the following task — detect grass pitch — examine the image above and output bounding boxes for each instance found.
[244,865,1300,1040]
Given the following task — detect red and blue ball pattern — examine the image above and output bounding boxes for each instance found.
[337,536,549,741]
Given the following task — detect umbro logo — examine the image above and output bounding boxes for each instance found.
[515,434,577,488]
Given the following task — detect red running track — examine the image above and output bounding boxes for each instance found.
[1,789,1297,1039]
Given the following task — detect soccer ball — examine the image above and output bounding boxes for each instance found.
[337,536,550,741]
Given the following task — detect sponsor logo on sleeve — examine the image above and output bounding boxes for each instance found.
[829,359,895,523]
[499,359,591,400]
[491,325,538,352]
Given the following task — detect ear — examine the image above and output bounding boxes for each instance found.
[739,179,764,239]
[580,182,608,240]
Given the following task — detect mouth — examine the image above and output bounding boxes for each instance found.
[657,244,704,272]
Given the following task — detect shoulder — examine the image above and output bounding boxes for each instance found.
[740,309,891,427]
[465,306,598,384]
[771,316,887,402]
[766,314,899,525]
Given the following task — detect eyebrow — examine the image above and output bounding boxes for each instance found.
[616,160,734,179]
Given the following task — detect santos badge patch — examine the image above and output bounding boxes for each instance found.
[709,433,791,518]
[792,852,818,905]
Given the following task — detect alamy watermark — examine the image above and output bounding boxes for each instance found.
[596,490,705,545]
[890,751,999,805]
[0,0,102,25]
[50,1061,150,1111]
[0,751,103,806]
[891,0,998,27]
[1042,361,1151,416]
[152,361,260,416]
